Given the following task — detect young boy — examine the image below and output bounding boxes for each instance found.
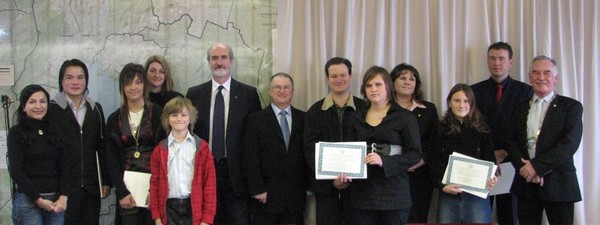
[149,97,217,225]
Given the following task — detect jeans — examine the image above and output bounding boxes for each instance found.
[12,192,65,225]
[437,191,492,223]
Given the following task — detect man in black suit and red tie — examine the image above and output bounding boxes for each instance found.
[186,42,262,225]
[508,55,583,225]
[243,73,307,225]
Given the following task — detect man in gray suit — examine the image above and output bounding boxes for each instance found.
[508,55,583,225]
[186,43,262,225]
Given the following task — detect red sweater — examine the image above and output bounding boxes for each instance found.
[149,136,217,225]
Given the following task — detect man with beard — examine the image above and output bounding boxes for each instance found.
[186,43,262,225]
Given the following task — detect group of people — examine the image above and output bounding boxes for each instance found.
[7,41,582,225]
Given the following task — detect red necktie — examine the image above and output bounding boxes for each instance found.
[496,83,503,103]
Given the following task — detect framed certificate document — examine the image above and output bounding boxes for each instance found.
[443,152,497,198]
[315,142,367,180]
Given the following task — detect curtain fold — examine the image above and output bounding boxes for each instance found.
[276,0,599,224]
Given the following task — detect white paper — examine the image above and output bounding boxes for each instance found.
[489,162,515,196]
[442,152,497,199]
[315,142,367,180]
[123,171,151,208]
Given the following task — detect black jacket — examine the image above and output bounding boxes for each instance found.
[304,95,367,194]
[348,102,422,210]
[48,94,108,197]
[105,104,164,200]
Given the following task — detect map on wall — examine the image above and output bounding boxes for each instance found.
[0,0,276,223]
[0,0,277,113]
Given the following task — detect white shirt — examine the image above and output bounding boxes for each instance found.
[65,93,87,127]
[209,78,231,157]
[527,91,555,158]
[167,131,196,199]
[271,104,292,134]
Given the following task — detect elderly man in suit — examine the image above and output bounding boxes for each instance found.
[243,73,307,225]
[186,43,262,225]
[508,55,583,225]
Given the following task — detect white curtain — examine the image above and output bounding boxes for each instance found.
[276,0,599,224]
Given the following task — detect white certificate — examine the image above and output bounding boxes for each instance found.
[442,152,497,198]
[315,142,367,180]
[123,171,151,208]
[489,162,515,196]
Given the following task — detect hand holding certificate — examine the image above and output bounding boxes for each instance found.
[442,152,497,198]
[123,171,151,207]
[315,142,367,180]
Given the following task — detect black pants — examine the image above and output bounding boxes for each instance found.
[491,193,517,225]
[214,159,250,225]
[64,188,100,225]
[517,190,575,225]
[314,192,347,225]
[166,198,192,225]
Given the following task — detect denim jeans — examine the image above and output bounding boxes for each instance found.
[12,192,65,225]
[436,191,492,223]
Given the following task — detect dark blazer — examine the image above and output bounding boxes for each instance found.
[508,95,583,202]
[186,78,262,196]
[472,76,533,153]
[348,103,422,210]
[242,106,307,213]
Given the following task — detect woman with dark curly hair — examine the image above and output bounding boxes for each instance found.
[390,63,439,223]
[8,85,69,225]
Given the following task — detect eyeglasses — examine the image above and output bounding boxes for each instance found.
[270,85,293,92]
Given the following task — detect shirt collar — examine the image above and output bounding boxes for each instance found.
[168,131,195,146]
[271,103,291,115]
[65,93,86,109]
[321,93,356,111]
[534,91,556,103]
[212,77,232,92]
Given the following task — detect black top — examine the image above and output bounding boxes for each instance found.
[106,104,164,200]
[149,90,183,108]
[430,122,494,190]
[8,117,69,201]
[471,76,533,153]
[348,103,422,210]
[411,101,439,162]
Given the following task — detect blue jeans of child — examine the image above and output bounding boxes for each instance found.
[12,192,65,225]
[437,191,492,223]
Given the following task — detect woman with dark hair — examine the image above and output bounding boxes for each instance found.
[342,66,421,224]
[390,63,439,223]
[144,55,183,107]
[8,85,69,225]
[106,63,164,225]
[430,83,497,223]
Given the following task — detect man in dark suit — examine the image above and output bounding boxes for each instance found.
[471,42,533,225]
[304,57,367,225]
[243,73,307,225]
[508,55,582,225]
[186,43,262,225]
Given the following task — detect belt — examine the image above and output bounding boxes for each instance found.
[167,197,190,205]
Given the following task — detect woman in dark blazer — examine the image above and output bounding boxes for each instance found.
[106,63,164,225]
[344,66,421,225]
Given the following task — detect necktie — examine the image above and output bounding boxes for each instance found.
[528,98,544,159]
[496,83,503,103]
[212,86,225,159]
[279,111,290,149]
